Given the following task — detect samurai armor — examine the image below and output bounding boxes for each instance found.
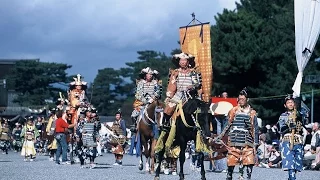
[109,122,126,147]
[112,144,124,155]
[0,127,9,140]
[229,112,254,148]
[82,123,97,147]
[227,146,255,166]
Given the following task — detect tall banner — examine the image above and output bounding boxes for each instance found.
[179,22,212,102]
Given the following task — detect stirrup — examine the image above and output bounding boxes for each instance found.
[160,125,170,132]
[130,127,137,133]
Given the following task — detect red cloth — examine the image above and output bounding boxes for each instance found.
[211,97,238,106]
[55,118,69,133]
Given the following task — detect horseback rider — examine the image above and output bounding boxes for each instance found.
[131,67,162,133]
[162,52,202,130]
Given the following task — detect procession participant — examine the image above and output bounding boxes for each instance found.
[131,67,161,133]
[107,110,127,165]
[216,88,259,180]
[278,94,304,180]
[84,108,92,122]
[162,52,202,130]
[21,116,40,161]
[56,97,68,111]
[0,119,10,154]
[46,108,57,161]
[55,110,75,165]
[90,108,103,156]
[77,110,100,168]
[12,122,23,152]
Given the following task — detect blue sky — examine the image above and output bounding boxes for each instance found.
[0,0,238,82]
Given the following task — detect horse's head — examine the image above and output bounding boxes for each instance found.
[183,99,211,138]
[197,102,211,138]
[144,99,164,125]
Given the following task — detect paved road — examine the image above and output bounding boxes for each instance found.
[0,152,319,180]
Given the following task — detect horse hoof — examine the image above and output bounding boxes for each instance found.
[154,176,160,180]
[138,164,143,171]
[179,173,184,180]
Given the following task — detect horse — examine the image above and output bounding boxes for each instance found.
[154,97,211,180]
[136,99,164,173]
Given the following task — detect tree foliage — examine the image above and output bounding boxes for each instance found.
[91,50,174,116]
[6,60,71,106]
[211,0,319,121]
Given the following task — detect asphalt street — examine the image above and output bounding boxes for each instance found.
[0,152,319,180]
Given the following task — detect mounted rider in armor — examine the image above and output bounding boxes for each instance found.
[162,52,202,130]
[131,67,162,133]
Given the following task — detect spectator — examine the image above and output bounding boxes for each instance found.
[221,91,228,99]
[304,127,313,146]
[257,134,270,164]
[260,142,281,168]
[311,122,320,169]
[55,110,75,165]
[265,125,273,145]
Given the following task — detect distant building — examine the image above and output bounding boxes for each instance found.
[0,59,44,121]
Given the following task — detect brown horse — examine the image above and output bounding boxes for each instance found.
[137,100,164,173]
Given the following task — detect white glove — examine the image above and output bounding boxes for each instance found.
[147,98,154,104]
[119,135,125,138]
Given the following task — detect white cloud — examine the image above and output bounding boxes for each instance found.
[0,0,238,81]
[218,0,239,10]
[2,0,233,48]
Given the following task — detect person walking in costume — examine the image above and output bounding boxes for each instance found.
[107,110,127,165]
[278,94,304,180]
[46,108,57,161]
[21,116,40,161]
[131,67,162,133]
[77,108,100,168]
[0,119,10,154]
[12,122,23,152]
[216,88,259,180]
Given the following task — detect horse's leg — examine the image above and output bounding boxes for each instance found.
[139,153,144,171]
[198,152,206,180]
[154,148,165,180]
[139,133,147,171]
[144,140,151,173]
[178,142,187,180]
[150,138,157,173]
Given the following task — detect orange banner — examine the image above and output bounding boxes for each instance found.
[179,23,212,102]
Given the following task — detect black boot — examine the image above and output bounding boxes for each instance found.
[161,114,171,132]
[226,166,234,180]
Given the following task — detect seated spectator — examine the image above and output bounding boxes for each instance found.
[260,142,281,168]
[311,122,320,170]
[257,134,270,164]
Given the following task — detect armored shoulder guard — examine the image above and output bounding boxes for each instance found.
[190,68,202,89]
